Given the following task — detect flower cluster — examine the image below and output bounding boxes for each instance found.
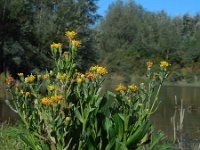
[65,31,77,41]
[85,72,96,79]
[90,65,108,75]
[56,73,67,81]
[160,61,169,68]
[51,43,62,49]
[41,94,63,106]
[72,40,81,48]
[6,76,14,84]
[115,83,126,92]
[25,74,35,83]
[128,84,138,93]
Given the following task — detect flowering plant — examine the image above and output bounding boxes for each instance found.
[6,32,170,150]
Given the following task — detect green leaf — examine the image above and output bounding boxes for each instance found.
[74,108,84,123]
[115,138,128,150]
[113,114,124,141]
[19,134,37,150]
[150,131,165,149]
[126,121,151,148]
[103,117,113,139]
[5,100,18,113]
[105,139,115,150]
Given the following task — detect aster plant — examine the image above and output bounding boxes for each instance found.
[6,32,171,150]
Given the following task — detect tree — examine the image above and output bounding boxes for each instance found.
[0,0,99,75]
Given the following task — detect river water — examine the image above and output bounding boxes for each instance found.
[0,85,200,148]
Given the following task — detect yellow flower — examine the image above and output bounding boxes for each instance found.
[51,42,62,49]
[90,65,99,71]
[43,74,50,80]
[128,85,138,93]
[146,61,153,68]
[41,97,53,106]
[50,95,63,102]
[140,82,144,87]
[25,92,31,97]
[17,73,24,77]
[160,61,169,68]
[77,78,82,85]
[71,40,81,48]
[25,74,35,83]
[56,73,66,81]
[49,85,55,91]
[65,31,77,41]
[85,72,96,79]
[65,117,71,123]
[90,65,108,75]
[97,66,107,75]
[115,83,126,92]
[6,76,14,84]
[20,90,24,95]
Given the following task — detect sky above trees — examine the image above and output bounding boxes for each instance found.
[97,0,200,16]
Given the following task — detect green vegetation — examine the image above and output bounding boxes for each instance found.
[97,0,200,83]
[5,32,171,149]
[0,0,98,75]
[0,123,28,149]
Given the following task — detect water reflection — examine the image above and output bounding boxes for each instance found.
[151,85,200,146]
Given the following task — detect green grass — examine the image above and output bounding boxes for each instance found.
[0,123,28,150]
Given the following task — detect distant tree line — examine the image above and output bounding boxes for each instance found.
[1,0,200,82]
[0,0,99,75]
[97,0,200,82]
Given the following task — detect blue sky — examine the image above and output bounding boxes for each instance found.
[97,0,200,16]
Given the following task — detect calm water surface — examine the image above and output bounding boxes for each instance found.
[1,85,200,147]
[151,85,200,149]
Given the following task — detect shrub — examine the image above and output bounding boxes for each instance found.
[6,32,171,150]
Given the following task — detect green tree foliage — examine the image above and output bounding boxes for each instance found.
[0,0,99,75]
[97,0,200,82]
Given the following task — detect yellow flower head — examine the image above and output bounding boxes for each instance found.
[160,61,169,68]
[17,73,24,77]
[50,95,63,102]
[146,61,153,68]
[115,83,126,93]
[25,92,31,97]
[20,90,24,95]
[41,97,53,106]
[128,85,138,93]
[65,31,77,41]
[85,72,96,79]
[6,76,14,84]
[56,73,67,81]
[49,85,55,91]
[97,66,108,75]
[90,65,99,71]
[65,117,71,123]
[90,65,108,75]
[140,82,144,87]
[71,40,81,48]
[77,78,82,85]
[25,74,35,83]
[43,74,50,80]
[51,42,62,49]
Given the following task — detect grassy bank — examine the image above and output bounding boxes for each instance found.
[0,123,28,150]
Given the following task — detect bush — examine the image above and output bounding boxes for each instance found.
[5,32,171,150]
